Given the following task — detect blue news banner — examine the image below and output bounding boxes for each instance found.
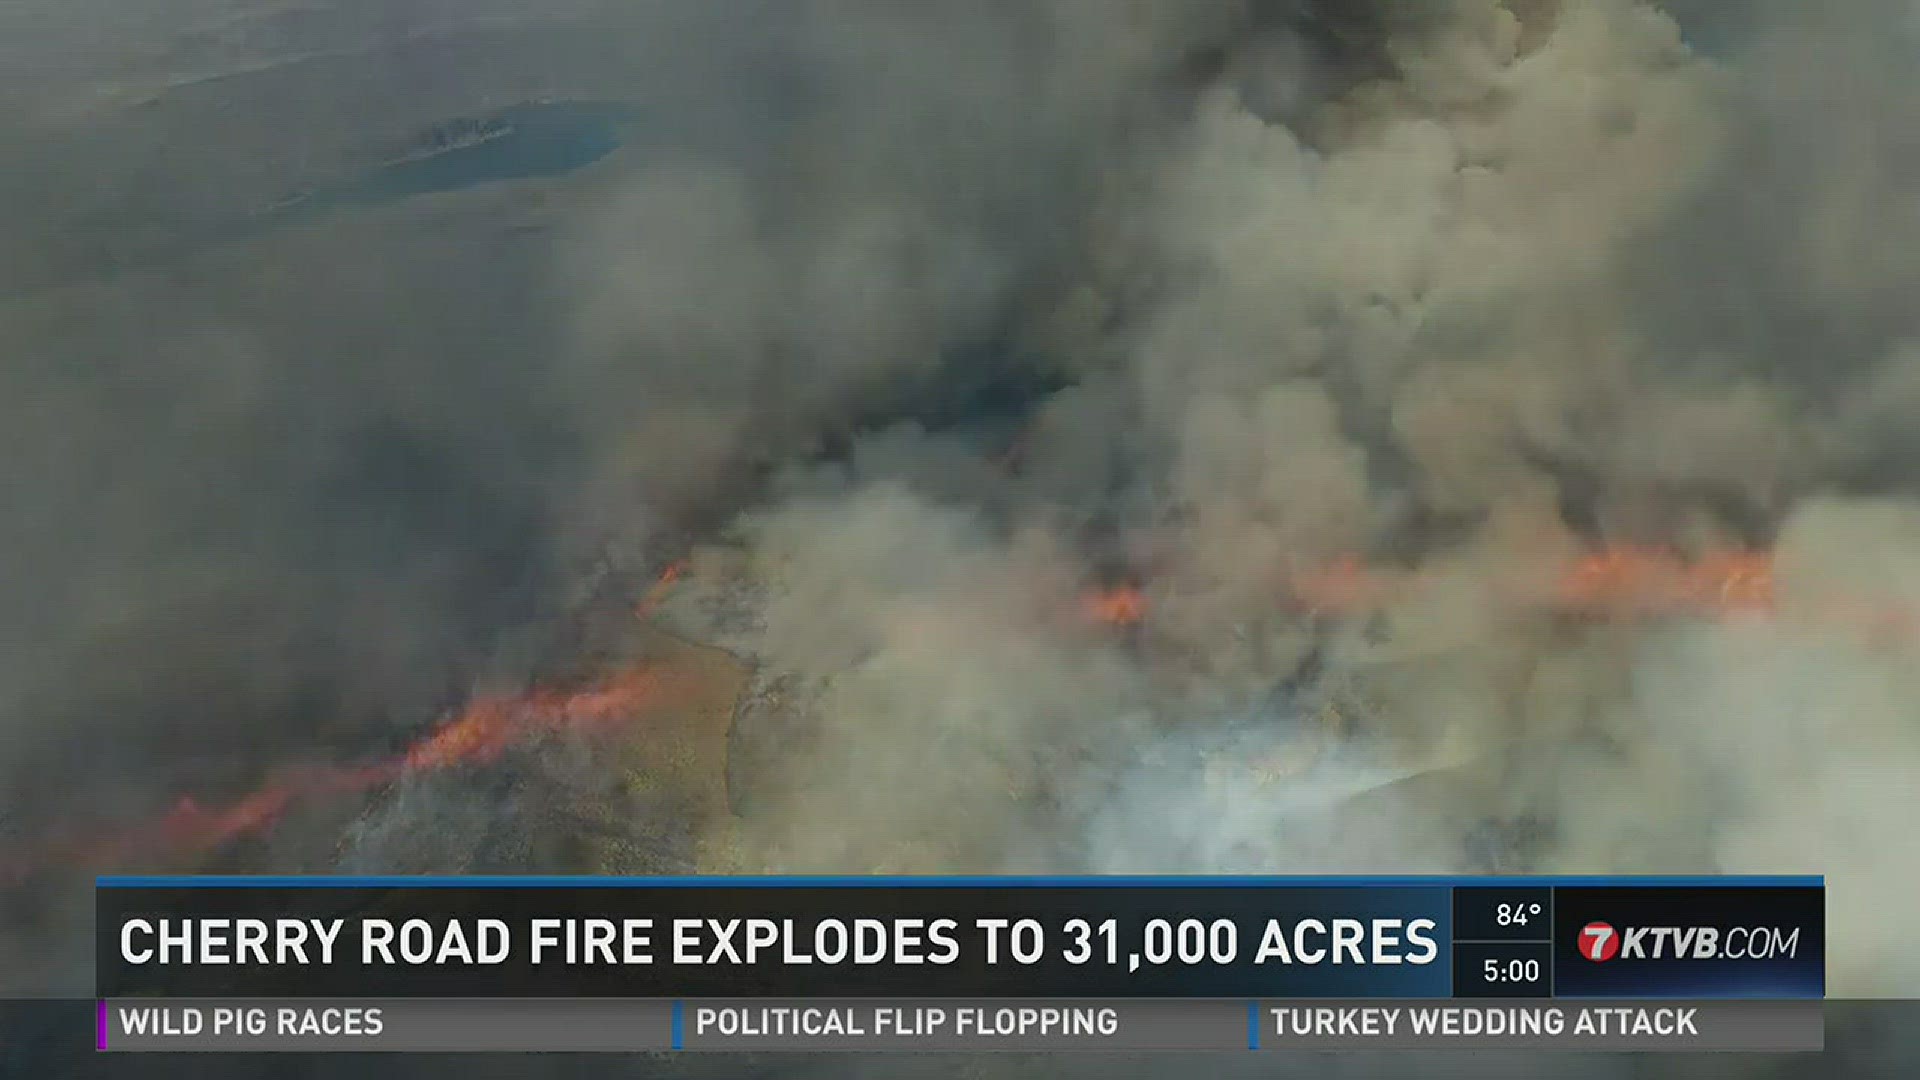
[95,875,1824,1052]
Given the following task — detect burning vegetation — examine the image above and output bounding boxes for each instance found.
[1,657,690,883]
[5,539,1900,885]
[6,0,1920,1011]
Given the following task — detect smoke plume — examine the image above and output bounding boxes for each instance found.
[5,7,1920,1056]
[611,0,1920,1000]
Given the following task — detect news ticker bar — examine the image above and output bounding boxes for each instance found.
[96,876,1826,1001]
[98,998,1823,1052]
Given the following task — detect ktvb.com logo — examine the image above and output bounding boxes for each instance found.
[1578,921,1803,962]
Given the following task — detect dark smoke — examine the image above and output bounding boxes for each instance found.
[2,7,1917,1078]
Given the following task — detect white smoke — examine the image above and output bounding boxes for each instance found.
[604,0,1920,1000]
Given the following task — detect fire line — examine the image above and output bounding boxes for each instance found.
[0,661,683,884]
[7,544,1906,884]
[1082,546,1804,627]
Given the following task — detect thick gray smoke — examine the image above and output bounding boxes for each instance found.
[0,0,812,988]
[622,0,1920,1000]
[4,11,1919,1069]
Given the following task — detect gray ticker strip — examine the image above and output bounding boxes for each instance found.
[102,999,675,1053]
[1256,999,1821,1051]
[677,999,1238,1050]
[100,998,1821,1052]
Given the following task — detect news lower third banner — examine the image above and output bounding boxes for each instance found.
[95,875,1825,1052]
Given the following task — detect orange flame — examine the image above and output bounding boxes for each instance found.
[3,545,1894,884]
[1076,545,1825,629]
[3,662,679,883]
[1553,548,1774,616]
[634,560,687,620]
[1082,585,1147,627]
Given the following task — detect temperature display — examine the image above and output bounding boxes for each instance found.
[1454,886,1554,942]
